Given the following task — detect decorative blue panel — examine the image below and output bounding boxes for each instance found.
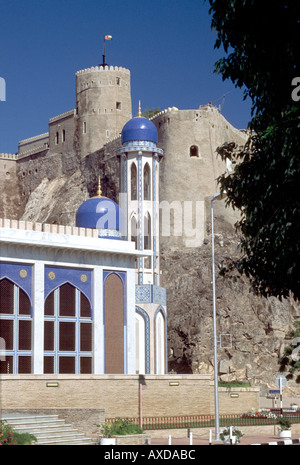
[44,266,92,305]
[135,284,167,306]
[0,261,33,305]
[135,285,151,303]
[122,152,127,239]
[152,285,167,306]
[153,155,157,271]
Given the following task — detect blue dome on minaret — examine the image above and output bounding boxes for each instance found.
[121,102,158,144]
[76,178,123,239]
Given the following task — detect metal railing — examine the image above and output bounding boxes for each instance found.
[106,411,300,431]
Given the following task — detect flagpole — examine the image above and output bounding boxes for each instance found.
[102,36,106,67]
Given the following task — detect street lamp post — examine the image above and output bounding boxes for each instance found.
[210,191,227,441]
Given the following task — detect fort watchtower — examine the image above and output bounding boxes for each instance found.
[75,66,132,157]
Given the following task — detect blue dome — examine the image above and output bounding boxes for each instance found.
[76,197,123,239]
[121,117,158,144]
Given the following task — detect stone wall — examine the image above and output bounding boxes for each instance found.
[0,374,260,420]
[152,105,248,250]
[218,387,260,414]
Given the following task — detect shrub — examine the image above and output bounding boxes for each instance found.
[220,426,243,444]
[0,421,37,445]
[277,417,291,430]
[99,418,143,437]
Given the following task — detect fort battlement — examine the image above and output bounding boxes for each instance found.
[0,153,17,160]
[76,65,130,76]
[17,145,49,159]
[49,109,75,124]
[150,107,179,120]
[18,132,49,146]
[0,145,49,161]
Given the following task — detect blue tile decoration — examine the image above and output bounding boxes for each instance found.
[152,285,167,305]
[44,266,92,305]
[0,261,33,305]
[135,284,166,305]
[136,285,151,303]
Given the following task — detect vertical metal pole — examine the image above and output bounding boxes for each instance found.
[102,36,106,67]
[211,195,220,440]
[139,383,143,428]
[280,378,283,415]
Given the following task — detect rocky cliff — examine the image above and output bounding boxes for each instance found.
[161,200,300,395]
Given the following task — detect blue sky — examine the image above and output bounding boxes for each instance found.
[0,0,252,154]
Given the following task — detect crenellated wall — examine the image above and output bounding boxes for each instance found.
[0,217,99,238]
[76,65,130,76]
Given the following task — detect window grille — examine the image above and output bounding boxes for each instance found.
[44,283,92,374]
[0,279,32,374]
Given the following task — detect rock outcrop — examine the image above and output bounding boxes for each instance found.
[161,201,300,395]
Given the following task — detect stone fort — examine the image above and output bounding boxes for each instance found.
[0,63,247,249]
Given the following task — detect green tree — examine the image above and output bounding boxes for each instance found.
[143,107,160,119]
[208,0,300,299]
[278,321,300,382]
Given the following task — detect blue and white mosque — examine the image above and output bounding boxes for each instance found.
[0,109,167,376]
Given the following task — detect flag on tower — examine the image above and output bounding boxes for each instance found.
[105,35,112,40]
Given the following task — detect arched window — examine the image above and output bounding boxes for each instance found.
[135,307,150,374]
[190,145,199,157]
[104,273,124,374]
[155,309,166,375]
[44,283,92,374]
[0,278,32,374]
[143,163,151,200]
[131,215,138,249]
[144,212,151,251]
[135,312,146,374]
[131,163,137,200]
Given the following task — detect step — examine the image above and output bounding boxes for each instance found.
[1,413,95,445]
[37,437,94,445]
[3,419,66,428]
[1,414,59,422]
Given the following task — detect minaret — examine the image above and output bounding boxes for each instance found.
[118,102,163,285]
[117,104,167,375]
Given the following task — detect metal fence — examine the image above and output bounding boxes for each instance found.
[106,410,300,430]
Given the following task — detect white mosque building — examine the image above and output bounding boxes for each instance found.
[0,111,167,377]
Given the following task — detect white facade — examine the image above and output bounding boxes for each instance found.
[0,220,150,375]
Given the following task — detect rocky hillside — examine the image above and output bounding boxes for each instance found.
[161,200,300,395]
